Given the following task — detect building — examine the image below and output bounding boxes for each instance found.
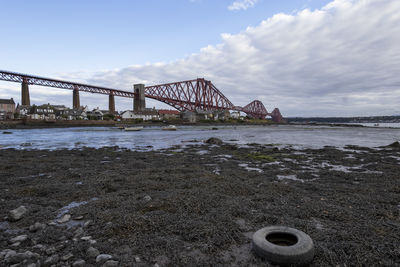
[86,108,104,120]
[16,104,30,117]
[230,111,241,119]
[121,108,160,121]
[0,98,16,120]
[158,109,180,120]
[213,110,231,121]
[181,111,196,123]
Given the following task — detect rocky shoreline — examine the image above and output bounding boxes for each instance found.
[1,141,399,266]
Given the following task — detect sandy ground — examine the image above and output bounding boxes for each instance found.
[0,141,400,266]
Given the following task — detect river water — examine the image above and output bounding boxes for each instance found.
[1,124,400,150]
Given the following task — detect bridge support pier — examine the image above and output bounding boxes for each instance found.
[134,84,145,112]
[109,94,115,114]
[73,88,80,109]
[21,78,30,106]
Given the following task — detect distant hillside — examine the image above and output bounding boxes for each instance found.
[286,116,400,123]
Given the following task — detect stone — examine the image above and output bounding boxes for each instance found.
[62,252,74,261]
[103,260,119,266]
[9,206,27,221]
[45,246,56,255]
[44,254,59,265]
[57,214,71,224]
[80,236,92,241]
[87,246,100,258]
[10,235,28,243]
[143,195,152,202]
[4,251,28,264]
[96,254,112,263]
[29,222,45,232]
[134,256,141,262]
[72,259,86,267]
[84,220,91,227]
[205,137,223,145]
[10,242,20,247]
[74,227,84,237]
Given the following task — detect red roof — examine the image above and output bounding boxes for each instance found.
[158,109,180,115]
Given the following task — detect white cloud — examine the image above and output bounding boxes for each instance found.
[228,0,259,11]
[4,0,400,117]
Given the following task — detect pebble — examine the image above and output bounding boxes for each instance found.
[9,206,27,221]
[84,220,91,227]
[29,222,46,232]
[103,260,119,266]
[81,236,92,241]
[74,227,84,237]
[45,247,56,255]
[135,256,141,262]
[72,259,86,266]
[44,254,59,265]
[57,214,71,224]
[143,195,152,202]
[96,254,113,263]
[10,242,20,247]
[4,250,32,264]
[62,252,74,261]
[73,215,84,220]
[10,235,28,243]
[87,246,100,258]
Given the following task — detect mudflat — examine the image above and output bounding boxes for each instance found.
[0,142,399,266]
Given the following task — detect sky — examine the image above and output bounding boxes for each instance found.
[0,0,399,117]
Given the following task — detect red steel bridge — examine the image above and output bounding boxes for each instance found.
[0,70,282,122]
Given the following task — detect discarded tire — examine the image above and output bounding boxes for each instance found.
[252,226,315,266]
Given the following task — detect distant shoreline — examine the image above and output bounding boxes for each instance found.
[2,119,398,130]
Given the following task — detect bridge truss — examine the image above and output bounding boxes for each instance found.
[0,70,282,121]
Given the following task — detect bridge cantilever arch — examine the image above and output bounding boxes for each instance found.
[0,70,283,122]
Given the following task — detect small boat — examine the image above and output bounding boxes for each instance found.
[124,126,143,131]
[162,125,177,131]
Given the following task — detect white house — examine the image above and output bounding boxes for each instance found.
[121,109,160,121]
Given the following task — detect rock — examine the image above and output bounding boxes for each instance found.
[96,254,112,263]
[143,195,152,202]
[103,260,119,266]
[61,252,74,261]
[74,227,84,237]
[57,214,71,224]
[10,235,28,243]
[81,236,92,241]
[4,250,29,264]
[73,215,84,220]
[134,256,141,262]
[389,141,400,147]
[9,206,27,221]
[205,137,223,145]
[84,220,91,227]
[44,254,59,266]
[72,259,86,267]
[87,247,100,258]
[45,246,56,255]
[29,222,45,232]
[10,242,21,247]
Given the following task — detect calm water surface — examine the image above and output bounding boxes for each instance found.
[1,124,400,150]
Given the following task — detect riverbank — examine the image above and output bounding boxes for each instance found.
[1,142,399,266]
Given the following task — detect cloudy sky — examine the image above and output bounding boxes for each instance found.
[1,0,399,117]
